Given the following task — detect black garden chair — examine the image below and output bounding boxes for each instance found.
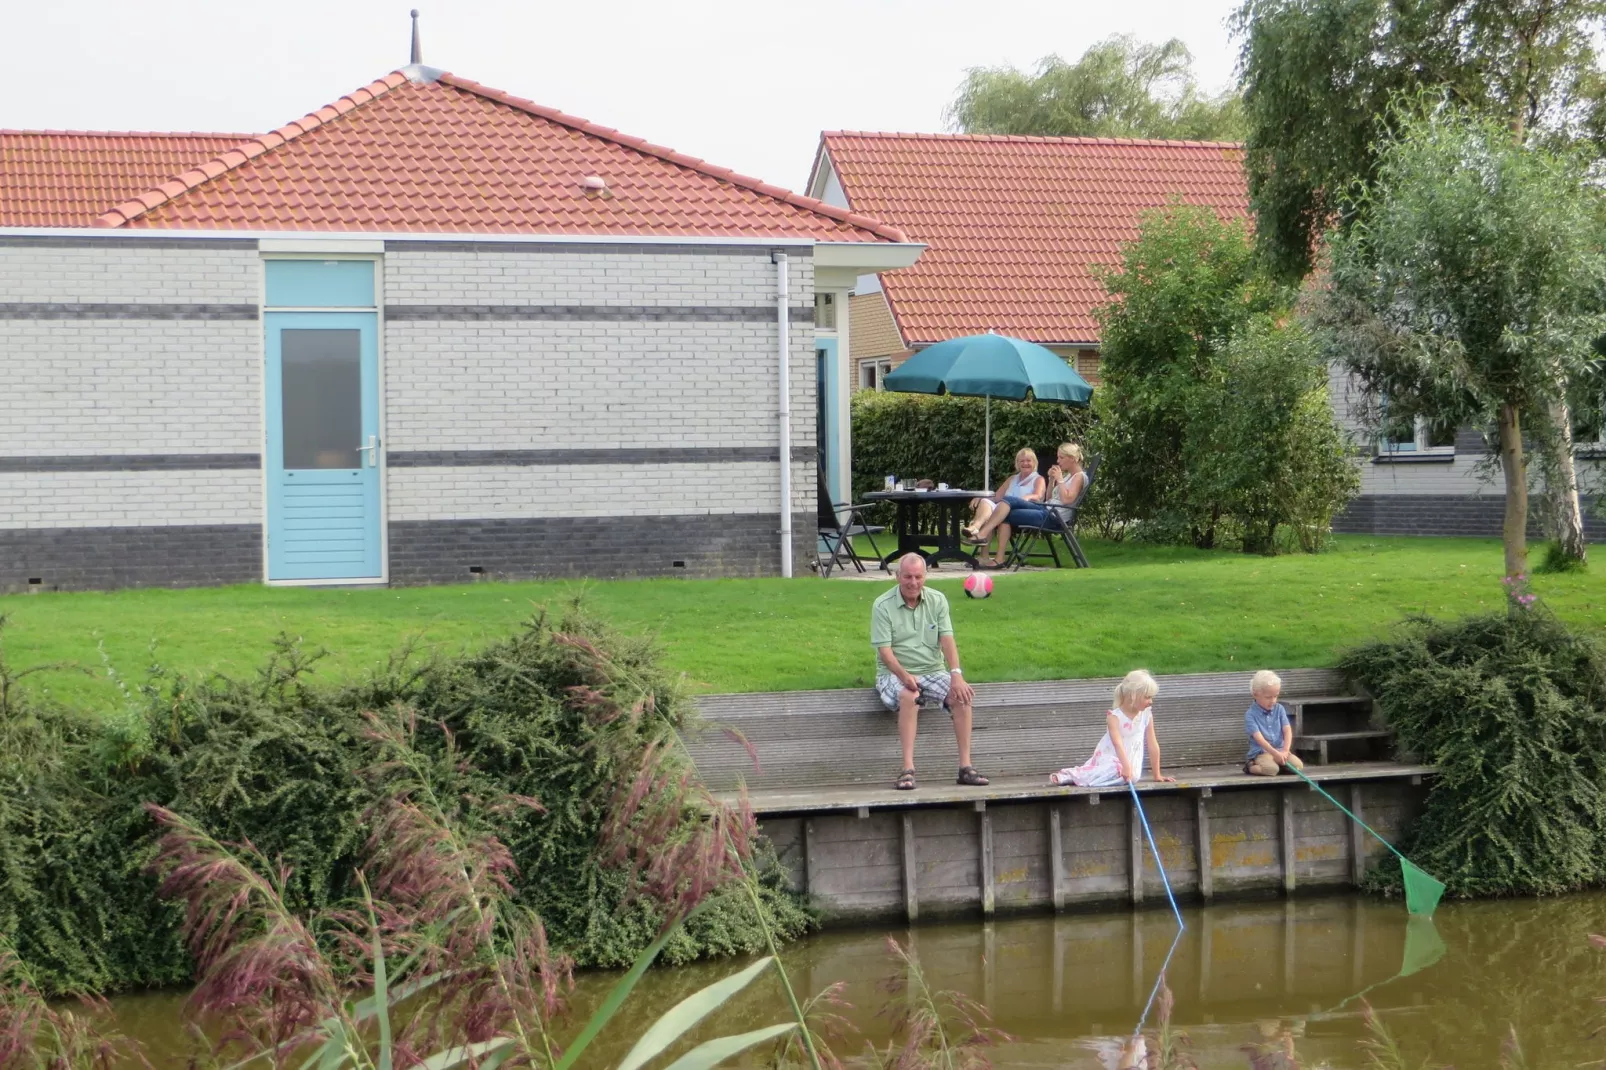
[815,473,885,577]
[1004,456,1098,570]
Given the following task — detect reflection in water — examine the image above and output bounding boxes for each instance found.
[108,892,1606,1069]
[1331,914,1447,1014]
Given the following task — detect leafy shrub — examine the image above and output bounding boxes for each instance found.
[1187,317,1360,553]
[1537,539,1590,574]
[1339,609,1606,897]
[1092,203,1357,553]
[0,606,808,995]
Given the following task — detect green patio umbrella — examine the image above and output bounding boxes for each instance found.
[882,332,1094,488]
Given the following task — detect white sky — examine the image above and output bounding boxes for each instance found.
[11,0,1244,193]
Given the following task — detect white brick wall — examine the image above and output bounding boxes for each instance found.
[0,244,258,304]
[0,240,821,532]
[0,321,260,454]
[0,470,259,528]
[384,321,811,452]
[388,460,815,520]
[383,247,818,519]
[383,247,802,307]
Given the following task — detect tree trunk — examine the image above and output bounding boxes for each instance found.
[1497,403,1529,578]
[1549,399,1588,565]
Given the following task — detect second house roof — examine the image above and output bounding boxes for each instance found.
[815,132,1249,345]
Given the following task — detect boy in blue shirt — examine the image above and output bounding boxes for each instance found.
[1244,670,1305,776]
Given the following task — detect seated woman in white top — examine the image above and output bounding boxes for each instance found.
[968,443,1087,567]
[1043,443,1088,516]
[964,448,1045,568]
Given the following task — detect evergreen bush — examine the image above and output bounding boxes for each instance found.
[1339,609,1606,897]
[0,606,808,995]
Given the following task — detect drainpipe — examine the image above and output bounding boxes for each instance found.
[774,252,793,577]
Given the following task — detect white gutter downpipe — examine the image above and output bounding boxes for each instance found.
[774,252,793,577]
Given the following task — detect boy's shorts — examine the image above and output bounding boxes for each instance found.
[875,671,953,711]
[1244,752,1305,776]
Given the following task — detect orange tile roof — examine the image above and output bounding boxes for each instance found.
[96,69,905,242]
[817,132,1249,345]
[0,130,254,227]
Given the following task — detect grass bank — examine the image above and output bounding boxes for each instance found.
[3,535,1603,709]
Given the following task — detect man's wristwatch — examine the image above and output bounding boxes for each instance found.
[950,667,963,674]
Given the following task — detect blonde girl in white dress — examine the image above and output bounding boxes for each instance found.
[1050,669,1176,788]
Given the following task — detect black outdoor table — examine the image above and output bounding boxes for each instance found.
[861,489,993,570]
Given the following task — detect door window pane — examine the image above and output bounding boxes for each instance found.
[282,329,361,469]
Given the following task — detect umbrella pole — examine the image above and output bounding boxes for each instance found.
[984,395,991,490]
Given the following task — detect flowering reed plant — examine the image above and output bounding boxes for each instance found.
[136,688,814,1070]
[0,934,148,1070]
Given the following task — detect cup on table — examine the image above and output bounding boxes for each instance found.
[937,482,949,491]
[894,481,905,491]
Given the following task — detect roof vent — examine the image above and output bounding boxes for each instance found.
[581,175,611,197]
[409,9,423,64]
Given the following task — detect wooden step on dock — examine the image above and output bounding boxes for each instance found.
[684,668,1429,924]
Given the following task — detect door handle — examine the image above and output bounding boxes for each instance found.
[358,435,378,467]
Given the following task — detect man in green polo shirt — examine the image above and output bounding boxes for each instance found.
[871,553,988,791]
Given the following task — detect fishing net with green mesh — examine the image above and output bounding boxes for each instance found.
[1401,857,1446,917]
[1289,766,1445,918]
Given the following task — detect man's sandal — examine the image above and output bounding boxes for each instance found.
[895,769,917,791]
[957,766,990,786]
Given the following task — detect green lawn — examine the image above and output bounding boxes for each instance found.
[1,535,1602,712]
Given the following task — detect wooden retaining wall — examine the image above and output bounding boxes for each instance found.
[688,669,1430,924]
[757,778,1424,922]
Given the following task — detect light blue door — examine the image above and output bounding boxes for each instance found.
[816,337,842,502]
[265,311,382,581]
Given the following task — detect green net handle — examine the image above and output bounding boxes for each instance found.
[1289,766,1410,867]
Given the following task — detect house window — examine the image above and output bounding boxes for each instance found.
[859,359,892,390]
[816,292,837,330]
[1380,413,1457,456]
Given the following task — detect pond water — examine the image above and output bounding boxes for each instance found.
[109,892,1606,1068]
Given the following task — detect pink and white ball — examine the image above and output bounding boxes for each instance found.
[963,572,994,599]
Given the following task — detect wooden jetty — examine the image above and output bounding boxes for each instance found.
[682,669,1430,923]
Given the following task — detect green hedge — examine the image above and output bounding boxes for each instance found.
[849,390,1094,509]
[0,607,808,995]
[1340,609,1606,898]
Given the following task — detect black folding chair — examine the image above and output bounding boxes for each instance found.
[815,473,885,576]
[1005,457,1098,570]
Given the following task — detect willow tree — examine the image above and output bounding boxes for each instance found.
[1319,107,1606,580]
[947,35,1243,140]
[1234,0,1606,282]
[1237,0,1606,562]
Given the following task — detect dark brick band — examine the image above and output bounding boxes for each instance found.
[0,236,256,250]
[388,511,816,583]
[0,448,814,472]
[1334,494,1605,539]
[0,303,258,320]
[0,512,819,592]
[0,525,261,593]
[383,304,814,323]
[387,446,814,467]
[0,453,261,473]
